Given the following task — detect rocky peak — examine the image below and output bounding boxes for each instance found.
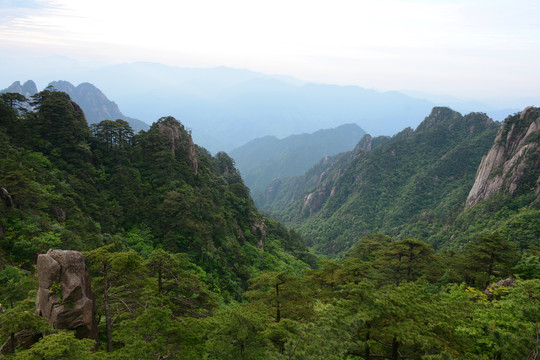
[466,107,540,208]
[416,107,462,132]
[355,134,373,152]
[1,80,38,98]
[157,116,199,174]
[48,80,76,94]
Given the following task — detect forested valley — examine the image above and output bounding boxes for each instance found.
[0,89,539,359]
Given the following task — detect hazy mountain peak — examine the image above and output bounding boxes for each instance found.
[49,80,76,93]
[1,80,38,98]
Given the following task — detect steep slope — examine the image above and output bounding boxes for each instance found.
[428,107,540,250]
[230,124,365,193]
[466,106,540,208]
[256,134,390,211]
[263,107,499,254]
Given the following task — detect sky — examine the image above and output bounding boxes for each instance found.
[1,0,540,101]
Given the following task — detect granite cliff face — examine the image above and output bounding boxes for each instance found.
[36,249,98,341]
[466,107,540,208]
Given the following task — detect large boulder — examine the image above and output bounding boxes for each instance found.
[0,330,42,355]
[35,250,97,340]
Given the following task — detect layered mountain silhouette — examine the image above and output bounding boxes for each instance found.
[68,62,437,151]
[1,80,149,132]
[3,61,523,153]
[230,123,365,193]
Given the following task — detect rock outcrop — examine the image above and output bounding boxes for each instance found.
[484,277,515,300]
[415,107,462,132]
[466,107,540,208]
[0,330,42,355]
[1,187,13,208]
[355,134,373,152]
[36,250,97,340]
[158,116,199,174]
[301,183,330,216]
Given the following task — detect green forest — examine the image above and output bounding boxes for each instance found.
[0,90,539,359]
[259,107,540,255]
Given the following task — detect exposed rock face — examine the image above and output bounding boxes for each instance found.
[250,218,267,249]
[36,250,97,340]
[0,330,42,355]
[158,116,199,174]
[50,206,66,222]
[301,183,330,215]
[484,277,515,299]
[466,107,540,208]
[355,134,373,152]
[1,187,13,207]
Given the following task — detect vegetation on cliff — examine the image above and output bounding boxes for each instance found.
[260,107,539,255]
[0,93,538,359]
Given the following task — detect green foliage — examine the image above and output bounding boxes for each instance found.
[2,91,538,359]
[460,232,518,287]
[0,299,52,348]
[0,266,35,308]
[14,331,100,360]
[113,306,192,360]
[204,304,269,359]
[0,90,313,297]
[514,254,540,279]
[145,248,217,318]
[245,271,314,323]
[262,108,501,255]
[373,238,438,285]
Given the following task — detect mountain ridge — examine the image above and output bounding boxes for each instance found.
[230,123,366,193]
[260,107,505,253]
[1,80,149,133]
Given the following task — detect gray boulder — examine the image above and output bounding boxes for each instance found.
[36,250,98,340]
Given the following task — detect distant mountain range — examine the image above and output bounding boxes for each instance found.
[77,62,436,151]
[1,80,149,133]
[1,61,525,153]
[230,123,365,193]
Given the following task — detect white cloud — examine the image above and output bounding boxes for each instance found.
[1,0,539,99]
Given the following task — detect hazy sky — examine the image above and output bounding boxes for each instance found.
[1,0,539,100]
